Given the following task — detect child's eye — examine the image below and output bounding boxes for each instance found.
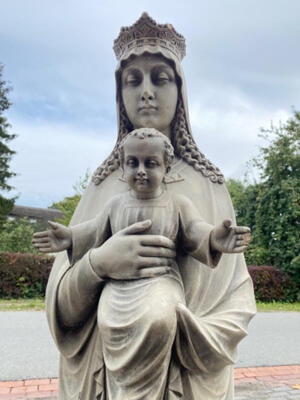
[127,158,137,167]
[147,160,159,168]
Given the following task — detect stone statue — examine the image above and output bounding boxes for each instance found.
[43,13,256,400]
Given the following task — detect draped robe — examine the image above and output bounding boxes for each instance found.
[46,44,256,400]
[46,158,256,399]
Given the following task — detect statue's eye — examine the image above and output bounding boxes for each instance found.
[146,160,159,168]
[125,72,141,86]
[152,67,174,85]
[126,158,138,167]
[157,72,170,83]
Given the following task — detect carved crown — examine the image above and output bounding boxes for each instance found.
[113,12,186,62]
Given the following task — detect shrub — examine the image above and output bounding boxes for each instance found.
[0,252,54,298]
[248,265,299,303]
[0,217,38,253]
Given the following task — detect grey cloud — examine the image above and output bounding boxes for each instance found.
[0,0,299,206]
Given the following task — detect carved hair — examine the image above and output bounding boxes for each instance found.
[118,128,174,172]
[92,94,224,185]
[171,97,224,184]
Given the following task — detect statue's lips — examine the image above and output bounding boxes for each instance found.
[138,106,157,113]
[135,179,148,184]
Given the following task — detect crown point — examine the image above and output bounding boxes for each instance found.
[113,14,186,62]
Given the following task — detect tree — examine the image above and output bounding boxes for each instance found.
[50,169,91,226]
[226,178,268,266]
[253,110,300,286]
[0,217,38,253]
[0,64,16,228]
[228,111,300,290]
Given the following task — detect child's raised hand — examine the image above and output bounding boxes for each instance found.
[32,221,72,253]
[210,219,251,254]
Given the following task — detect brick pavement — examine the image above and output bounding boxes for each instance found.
[235,365,300,399]
[0,365,299,399]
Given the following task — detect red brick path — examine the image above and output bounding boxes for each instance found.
[0,378,58,399]
[234,364,300,387]
[0,365,299,399]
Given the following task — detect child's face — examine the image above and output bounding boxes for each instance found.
[123,136,167,198]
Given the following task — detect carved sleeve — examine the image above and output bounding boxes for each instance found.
[177,195,222,268]
[56,204,112,328]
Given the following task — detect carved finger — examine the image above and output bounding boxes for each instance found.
[33,231,49,238]
[137,257,173,268]
[32,237,51,244]
[234,226,251,234]
[140,235,176,250]
[122,220,152,235]
[138,247,176,258]
[242,232,251,245]
[223,219,232,230]
[48,221,60,230]
[231,245,248,253]
[34,242,52,248]
[38,247,52,253]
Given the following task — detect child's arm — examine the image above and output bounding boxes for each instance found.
[32,221,72,253]
[210,219,250,254]
[176,195,250,268]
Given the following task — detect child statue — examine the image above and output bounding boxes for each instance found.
[33,128,250,399]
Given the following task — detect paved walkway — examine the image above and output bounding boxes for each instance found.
[0,365,299,399]
[1,312,300,380]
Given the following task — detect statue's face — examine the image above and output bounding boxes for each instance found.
[123,136,167,199]
[121,54,178,138]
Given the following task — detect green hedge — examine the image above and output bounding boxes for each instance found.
[0,252,299,302]
[0,252,54,298]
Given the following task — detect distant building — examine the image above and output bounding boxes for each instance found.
[9,205,64,228]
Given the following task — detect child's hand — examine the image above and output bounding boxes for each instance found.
[32,221,72,253]
[210,219,251,254]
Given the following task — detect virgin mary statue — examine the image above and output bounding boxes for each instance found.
[46,13,256,400]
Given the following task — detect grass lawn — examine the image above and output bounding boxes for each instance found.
[256,301,300,312]
[0,298,300,312]
[0,298,45,311]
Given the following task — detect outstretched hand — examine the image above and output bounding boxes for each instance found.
[32,221,72,253]
[210,219,251,254]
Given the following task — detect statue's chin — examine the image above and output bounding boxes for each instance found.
[133,120,171,137]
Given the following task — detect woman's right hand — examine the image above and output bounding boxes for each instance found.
[89,220,176,280]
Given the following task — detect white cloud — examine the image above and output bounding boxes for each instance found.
[189,90,290,179]
[8,120,116,207]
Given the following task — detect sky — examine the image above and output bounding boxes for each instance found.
[1,0,299,208]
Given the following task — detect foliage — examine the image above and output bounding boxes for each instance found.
[226,178,260,230]
[253,110,300,286]
[50,169,91,226]
[227,110,300,289]
[51,194,81,226]
[0,217,39,253]
[0,252,54,298]
[248,265,298,303]
[0,64,16,228]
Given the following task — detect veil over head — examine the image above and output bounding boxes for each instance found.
[92,12,224,186]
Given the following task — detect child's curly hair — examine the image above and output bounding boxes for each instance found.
[118,128,175,172]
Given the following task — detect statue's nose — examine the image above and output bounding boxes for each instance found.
[137,166,146,176]
[141,77,154,102]
[141,91,154,102]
